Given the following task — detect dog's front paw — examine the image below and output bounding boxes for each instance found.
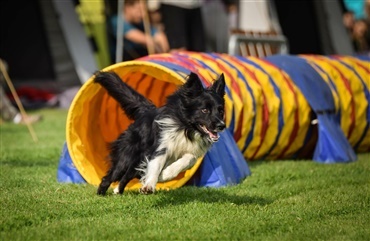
[139,186,154,195]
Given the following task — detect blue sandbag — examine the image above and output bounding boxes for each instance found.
[57,142,86,184]
[315,114,357,163]
[188,130,251,187]
[58,131,251,187]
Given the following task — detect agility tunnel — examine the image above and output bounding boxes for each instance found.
[58,52,370,190]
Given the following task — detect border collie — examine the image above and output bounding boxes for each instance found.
[94,71,226,195]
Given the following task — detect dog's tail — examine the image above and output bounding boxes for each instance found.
[93,71,156,120]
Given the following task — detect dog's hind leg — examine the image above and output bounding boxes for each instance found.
[113,164,138,194]
[97,162,128,195]
[97,168,115,195]
[158,153,197,182]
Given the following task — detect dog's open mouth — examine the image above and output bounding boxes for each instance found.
[199,125,219,142]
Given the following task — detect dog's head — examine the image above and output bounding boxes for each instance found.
[178,72,226,142]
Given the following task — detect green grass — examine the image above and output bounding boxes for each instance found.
[1,108,369,241]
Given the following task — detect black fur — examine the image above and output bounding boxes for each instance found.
[94,71,226,195]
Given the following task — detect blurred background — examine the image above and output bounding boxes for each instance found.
[0,0,369,111]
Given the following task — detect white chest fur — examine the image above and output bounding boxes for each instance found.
[156,118,210,160]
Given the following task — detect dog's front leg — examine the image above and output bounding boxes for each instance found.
[158,153,197,182]
[140,155,167,194]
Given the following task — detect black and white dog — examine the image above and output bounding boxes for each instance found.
[94,71,226,195]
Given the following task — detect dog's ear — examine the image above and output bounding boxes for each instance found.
[183,72,204,95]
[211,73,226,97]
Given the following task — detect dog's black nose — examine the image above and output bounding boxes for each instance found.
[216,122,226,131]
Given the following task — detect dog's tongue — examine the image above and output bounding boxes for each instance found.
[208,131,218,139]
[200,125,219,142]
[208,130,219,142]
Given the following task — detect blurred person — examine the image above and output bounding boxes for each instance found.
[159,0,206,52]
[364,0,370,48]
[202,0,238,53]
[111,0,169,61]
[343,0,367,19]
[352,19,369,53]
[342,0,370,54]
[343,10,355,35]
[366,0,370,19]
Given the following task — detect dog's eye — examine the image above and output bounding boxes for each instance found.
[201,109,210,114]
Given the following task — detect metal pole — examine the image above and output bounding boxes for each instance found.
[115,0,124,63]
[140,0,154,55]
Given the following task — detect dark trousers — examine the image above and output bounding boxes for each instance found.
[160,4,206,52]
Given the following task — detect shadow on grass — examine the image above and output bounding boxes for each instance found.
[150,187,273,208]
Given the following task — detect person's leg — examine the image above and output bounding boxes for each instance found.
[187,7,206,52]
[160,4,188,50]
[201,1,217,52]
[201,0,230,53]
[0,85,18,122]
